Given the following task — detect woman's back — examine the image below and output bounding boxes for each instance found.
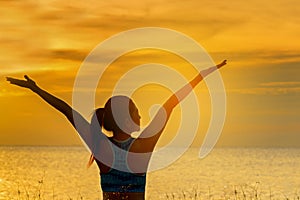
[96,136,146,199]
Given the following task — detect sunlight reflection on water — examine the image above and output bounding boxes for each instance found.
[1,146,300,199]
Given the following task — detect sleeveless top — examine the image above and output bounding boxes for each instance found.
[98,137,146,193]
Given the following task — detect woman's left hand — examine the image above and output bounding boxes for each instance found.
[6,75,37,90]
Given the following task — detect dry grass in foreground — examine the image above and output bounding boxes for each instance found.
[5,180,300,200]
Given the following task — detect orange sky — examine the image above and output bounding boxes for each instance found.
[0,0,299,147]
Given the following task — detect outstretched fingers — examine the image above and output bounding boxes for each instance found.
[6,75,35,88]
[6,77,18,84]
[217,60,227,69]
[6,77,12,82]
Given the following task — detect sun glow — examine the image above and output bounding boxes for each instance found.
[1,0,299,147]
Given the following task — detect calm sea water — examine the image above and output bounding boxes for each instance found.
[0,146,300,200]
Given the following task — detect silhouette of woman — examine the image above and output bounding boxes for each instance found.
[7,60,226,200]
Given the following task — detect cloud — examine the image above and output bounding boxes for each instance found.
[42,49,88,62]
[12,0,247,42]
[230,87,300,95]
[210,50,300,66]
[260,81,300,87]
[1,0,300,95]
[237,81,300,95]
[0,89,28,97]
[1,0,299,72]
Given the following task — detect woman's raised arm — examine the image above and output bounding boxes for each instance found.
[133,60,227,152]
[163,60,227,113]
[6,75,94,149]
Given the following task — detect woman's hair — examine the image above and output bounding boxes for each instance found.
[88,107,105,168]
[91,107,105,132]
[87,96,136,167]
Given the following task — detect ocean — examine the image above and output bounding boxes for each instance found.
[0,146,299,199]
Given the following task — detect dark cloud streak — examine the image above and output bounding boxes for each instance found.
[49,49,87,62]
[210,50,300,64]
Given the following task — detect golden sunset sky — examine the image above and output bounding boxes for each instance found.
[0,0,299,147]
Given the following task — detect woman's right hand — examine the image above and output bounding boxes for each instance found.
[216,60,227,69]
[6,75,38,91]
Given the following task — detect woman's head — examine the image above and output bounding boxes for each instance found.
[94,96,140,135]
[88,96,140,167]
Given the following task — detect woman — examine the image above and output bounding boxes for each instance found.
[6,60,227,199]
